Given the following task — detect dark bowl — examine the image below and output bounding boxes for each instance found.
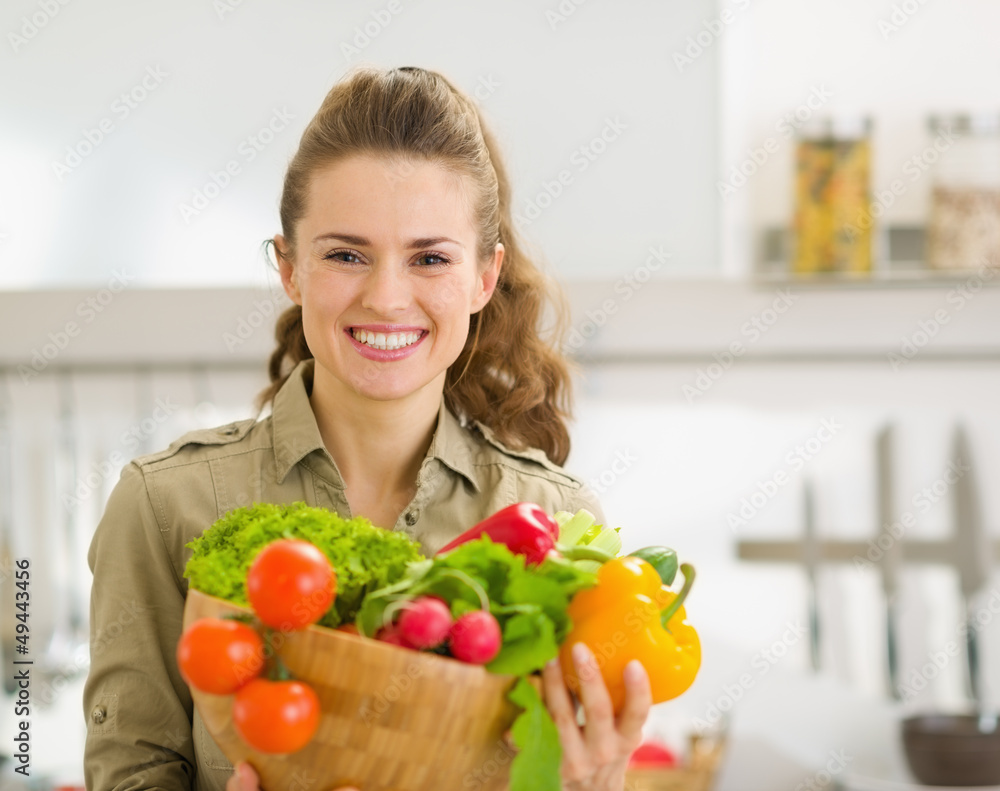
[902,713,1000,787]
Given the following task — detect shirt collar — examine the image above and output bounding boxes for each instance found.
[270,358,480,492]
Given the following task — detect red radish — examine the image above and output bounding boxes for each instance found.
[375,622,411,648]
[398,596,453,649]
[448,610,501,664]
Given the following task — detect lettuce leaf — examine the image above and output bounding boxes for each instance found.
[183,501,423,628]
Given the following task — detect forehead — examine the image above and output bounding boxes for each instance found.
[303,155,475,240]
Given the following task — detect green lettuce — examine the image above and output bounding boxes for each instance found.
[183,501,423,628]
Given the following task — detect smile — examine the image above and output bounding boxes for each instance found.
[350,328,424,351]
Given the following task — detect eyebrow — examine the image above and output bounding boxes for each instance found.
[312,232,465,249]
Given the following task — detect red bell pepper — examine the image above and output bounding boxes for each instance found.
[437,503,558,565]
[436,503,614,566]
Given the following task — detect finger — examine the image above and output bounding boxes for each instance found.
[571,642,618,757]
[616,659,653,744]
[227,762,259,791]
[541,658,589,776]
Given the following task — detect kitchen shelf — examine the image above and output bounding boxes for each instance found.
[754,225,999,289]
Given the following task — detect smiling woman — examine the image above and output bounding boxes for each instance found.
[83,65,651,791]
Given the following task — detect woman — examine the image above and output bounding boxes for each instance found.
[83,65,651,791]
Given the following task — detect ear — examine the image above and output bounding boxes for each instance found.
[274,235,302,306]
[471,243,504,314]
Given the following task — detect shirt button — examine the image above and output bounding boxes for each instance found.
[221,425,238,435]
[91,706,106,724]
[404,509,420,526]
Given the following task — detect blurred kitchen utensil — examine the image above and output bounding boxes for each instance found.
[875,425,903,700]
[951,425,992,709]
[803,478,822,671]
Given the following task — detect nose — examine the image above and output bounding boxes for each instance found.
[360,263,411,316]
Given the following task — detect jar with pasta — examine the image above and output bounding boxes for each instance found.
[792,116,872,275]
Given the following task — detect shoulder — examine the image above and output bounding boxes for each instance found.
[130,417,264,472]
[462,420,604,520]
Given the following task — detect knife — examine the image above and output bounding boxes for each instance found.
[951,425,991,709]
[803,478,821,671]
[875,425,903,700]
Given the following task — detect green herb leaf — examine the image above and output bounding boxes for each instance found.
[487,612,558,676]
[508,677,562,791]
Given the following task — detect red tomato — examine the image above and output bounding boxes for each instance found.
[176,617,264,695]
[232,678,321,754]
[629,741,678,768]
[246,539,337,630]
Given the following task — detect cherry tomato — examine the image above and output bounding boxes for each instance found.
[232,678,321,754]
[176,617,264,695]
[246,539,337,630]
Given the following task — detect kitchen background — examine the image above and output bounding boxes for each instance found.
[2,1,1000,790]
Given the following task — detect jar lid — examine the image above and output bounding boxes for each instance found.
[928,112,1000,135]
[797,115,872,140]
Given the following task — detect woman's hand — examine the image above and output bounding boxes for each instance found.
[226,761,359,791]
[542,643,652,791]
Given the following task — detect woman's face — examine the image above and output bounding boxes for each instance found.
[277,155,503,405]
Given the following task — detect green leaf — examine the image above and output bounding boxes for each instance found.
[508,677,562,791]
[487,612,558,676]
[183,501,424,629]
[503,575,570,639]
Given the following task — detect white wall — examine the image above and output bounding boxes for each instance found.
[1,0,719,288]
[720,0,1000,275]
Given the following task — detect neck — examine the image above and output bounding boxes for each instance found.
[307,363,444,516]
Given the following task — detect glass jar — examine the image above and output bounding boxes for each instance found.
[926,113,1000,271]
[792,116,872,275]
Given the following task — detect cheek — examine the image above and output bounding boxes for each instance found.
[424,274,482,323]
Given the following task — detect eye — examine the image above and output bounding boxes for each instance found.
[415,253,450,268]
[322,249,364,265]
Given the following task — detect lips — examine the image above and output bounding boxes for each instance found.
[345,326,427,361]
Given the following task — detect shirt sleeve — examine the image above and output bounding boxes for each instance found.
[83,461,198,791]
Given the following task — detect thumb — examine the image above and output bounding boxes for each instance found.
[237,762,260,791]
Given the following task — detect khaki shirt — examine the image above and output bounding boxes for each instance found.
[84,357,603,791]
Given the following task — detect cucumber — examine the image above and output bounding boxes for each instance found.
[629,546,678,586]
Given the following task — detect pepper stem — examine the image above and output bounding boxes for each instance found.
[660,563,696,632]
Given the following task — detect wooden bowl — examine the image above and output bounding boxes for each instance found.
[183,588,531,791]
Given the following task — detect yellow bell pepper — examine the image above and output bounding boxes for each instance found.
[558,556,700,713]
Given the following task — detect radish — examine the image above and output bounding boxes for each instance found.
[375,622,411,648]
[448,611,501,664]
[397,596,453,649]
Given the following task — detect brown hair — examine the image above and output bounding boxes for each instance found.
[256,65,574,465]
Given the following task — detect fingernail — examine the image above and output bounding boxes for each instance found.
[572,642,590,665]
[625,659,646,682]
[546,658,559,669]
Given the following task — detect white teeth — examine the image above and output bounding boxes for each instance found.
[351,329,421,351]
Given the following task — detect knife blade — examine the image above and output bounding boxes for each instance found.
[803,478,821,671]
[875,425,903,700]
[951,424,991,707]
